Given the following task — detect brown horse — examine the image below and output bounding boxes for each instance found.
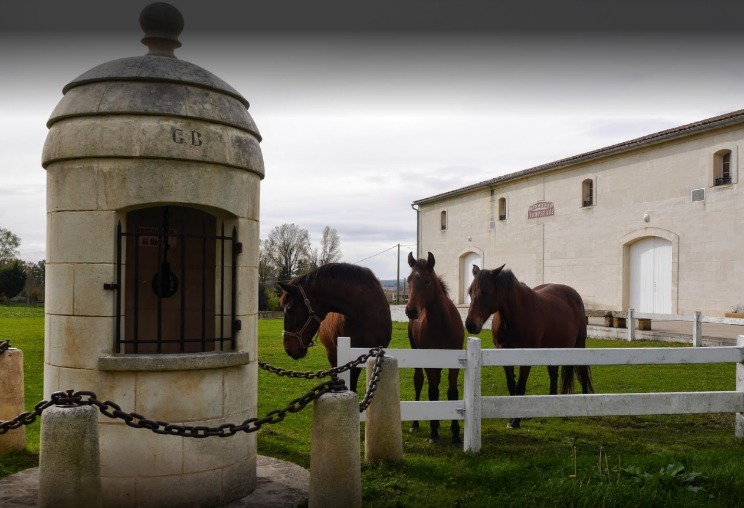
[406,252,465,445]
[278,263,392,393]
[465,264,593,429]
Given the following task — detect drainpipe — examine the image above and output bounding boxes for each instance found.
[411,203,420,259]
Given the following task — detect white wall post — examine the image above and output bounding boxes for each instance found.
[692,311,702,347]
[309,390,361,508]
[364,356,403,462]
[463,337,481,453]
[0,347,25,454]
[38,404,101,508]
[627,309,635,342]
[337,336,352,390]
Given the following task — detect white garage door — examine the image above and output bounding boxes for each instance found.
[462,252,481,304]
[629,237,672,314]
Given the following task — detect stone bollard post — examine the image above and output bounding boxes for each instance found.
[0,347,25,454]
[38,404,101,508]
[364,356,403,462]
[309,390,361,508]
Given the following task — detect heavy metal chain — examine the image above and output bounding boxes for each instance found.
[0,347,387,436]
[258,346,384,380]
[0,378,345,437]
[359,347,385,412]
[259,346,386,412]
[0,340,10,354]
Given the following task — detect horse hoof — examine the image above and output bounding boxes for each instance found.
[409,425,419,433]
[428,437,440,444]
[506,422,521,430]
[451,438,462,447]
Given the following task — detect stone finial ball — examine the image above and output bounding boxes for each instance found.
[140,2,184,54]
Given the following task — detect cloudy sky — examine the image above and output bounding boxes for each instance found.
[3,1,744,279]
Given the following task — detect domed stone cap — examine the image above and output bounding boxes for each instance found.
[47,2,259,139]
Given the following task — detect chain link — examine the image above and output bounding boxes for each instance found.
[0,340,10,354]
[0,348,387,437]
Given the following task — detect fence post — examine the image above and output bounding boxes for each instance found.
[0,347,25,454]
[692,311,702,347]
[309,390,361,508]
[627,309,635,342]
[364,355,403,462]
[38,404,101,508]
[463,337,481,453]
[737,335,744,438]
[337,336,352,389]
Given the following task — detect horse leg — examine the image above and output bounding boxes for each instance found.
[504,366,517,395]
[508,366,532,429]
[350,367,361,394]
[446,367,461,445]
[425,368,442,443]
[547,365,559,395]
[503,366,517,428]
[410,367,424,433]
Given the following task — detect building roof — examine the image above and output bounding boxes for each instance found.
[412,108,744,206]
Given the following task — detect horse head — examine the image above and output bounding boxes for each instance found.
[277,281,322,360]
[465,263,506,334]
[406,251,441,320]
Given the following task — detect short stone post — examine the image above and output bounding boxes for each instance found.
[692,311,702,347]
[309,390,361,508]
[627,309,636,342]
[38,404,101,508]
[364,356,403,462]
[0,347,25,454]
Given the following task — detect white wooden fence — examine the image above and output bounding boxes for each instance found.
[625,309,744,346]
[338,335,744,453]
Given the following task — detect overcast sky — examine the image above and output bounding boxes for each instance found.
[3,1,744,279]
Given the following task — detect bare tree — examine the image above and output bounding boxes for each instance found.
[318,226,342,265]
[0,227,21,265]
[264,223,311,282]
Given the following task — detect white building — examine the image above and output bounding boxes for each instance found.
[412,109,744,317]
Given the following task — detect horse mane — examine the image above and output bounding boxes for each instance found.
[495,268,519,294]
[291,262,382,290]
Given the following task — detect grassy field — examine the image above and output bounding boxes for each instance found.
[2,305,744,506]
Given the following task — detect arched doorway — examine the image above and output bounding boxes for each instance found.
[460,251,482,304]
[629,236,672,314]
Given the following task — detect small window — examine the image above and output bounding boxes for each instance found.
[714,150,732,186]
[440,210,447,231]
[498,197,507,221]
[582,178,594,207]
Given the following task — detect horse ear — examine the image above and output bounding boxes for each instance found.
[407,252,416,267]
[277,282,293,294]
[493,264,506,277]
[472,265,480,276]
[426,251,435,269]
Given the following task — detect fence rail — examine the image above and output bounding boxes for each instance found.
[338,335,744,453]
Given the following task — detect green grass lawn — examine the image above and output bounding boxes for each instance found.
[2,305,743,506]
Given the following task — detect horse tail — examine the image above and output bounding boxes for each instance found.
[560,365,594,394]
[560,366,575,394]
[577,365,594,394]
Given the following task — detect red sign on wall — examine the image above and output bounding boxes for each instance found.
[527,201,554,219]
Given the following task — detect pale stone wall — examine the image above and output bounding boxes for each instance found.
[418,123,744,316]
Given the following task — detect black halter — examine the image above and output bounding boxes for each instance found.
[283,285,322,351]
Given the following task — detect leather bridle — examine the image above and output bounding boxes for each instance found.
[283,285,322,351]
